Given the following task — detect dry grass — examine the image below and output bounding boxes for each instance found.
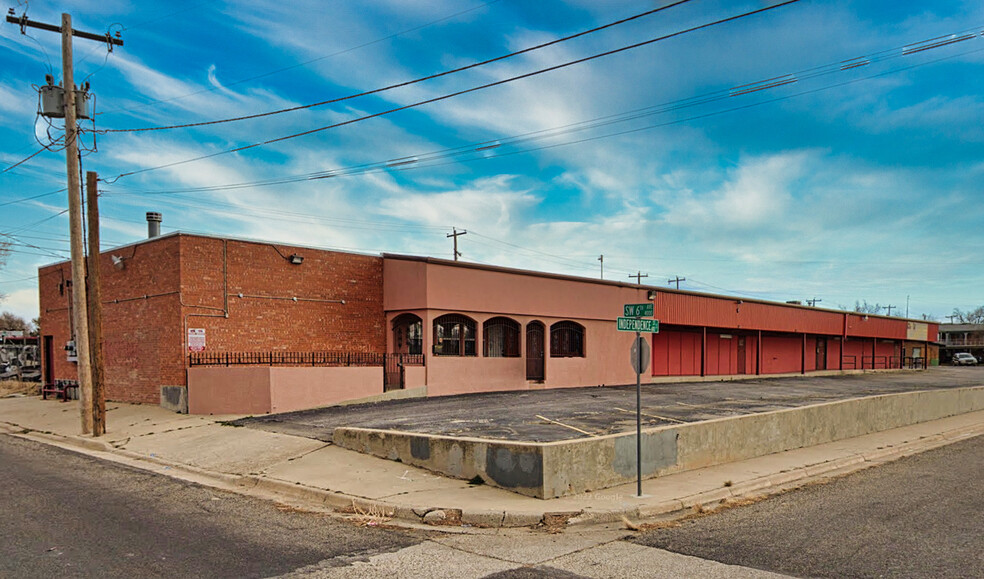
[622,496,770,532]
[0,380,39,397]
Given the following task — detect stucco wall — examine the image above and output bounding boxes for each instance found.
[188,366,383,415]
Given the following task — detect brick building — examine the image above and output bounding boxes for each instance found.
[39,232,383,407]
[38,227,939,415]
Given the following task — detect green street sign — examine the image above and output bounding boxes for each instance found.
[623,303,654,317]
[617,317,660,333]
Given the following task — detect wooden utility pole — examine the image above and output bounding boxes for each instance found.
[598,255,603,279]
[6,12,123,434]
[885,304,895,317]
[447,228,466,261]
[668,276,685,290]
[629,271,649,285]
[86,171,106,436]
[62,13,93,434]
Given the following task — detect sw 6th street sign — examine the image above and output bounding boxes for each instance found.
[617,317,660,333]
[623,303,654,317]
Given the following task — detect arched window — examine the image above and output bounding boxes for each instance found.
[392,313,423,355]
[550,321,585,357]
[483,317,520,357]
[433,314,477,356]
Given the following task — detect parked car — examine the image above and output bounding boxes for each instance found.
[952,353,978,366]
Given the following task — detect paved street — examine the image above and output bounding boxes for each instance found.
[0,434,420,579]
[4,427,982,578]
[0,433,783,578]
[632,434,984,578]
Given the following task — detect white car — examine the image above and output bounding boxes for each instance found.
[953,353,978,366]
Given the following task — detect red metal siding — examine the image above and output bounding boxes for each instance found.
[652,329,700,376]
[761,336,803,374]
[654,292,912,339]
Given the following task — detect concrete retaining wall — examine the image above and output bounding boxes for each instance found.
[333,385,984,498]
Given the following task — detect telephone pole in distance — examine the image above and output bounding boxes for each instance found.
[447,228,466,261]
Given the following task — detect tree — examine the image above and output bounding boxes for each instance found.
[952,306,984,324]
[0,311,31,333]
[853,300,883,314]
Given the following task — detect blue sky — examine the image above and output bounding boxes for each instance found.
[2,0,983,324]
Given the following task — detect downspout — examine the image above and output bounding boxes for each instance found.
[841,313,847,370]
[701,326,707,377]
[756,330,762,375]
[801,333,806,375]
[182,239,229,363]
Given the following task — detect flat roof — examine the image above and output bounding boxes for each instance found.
[383,253,927,324]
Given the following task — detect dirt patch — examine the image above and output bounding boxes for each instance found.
[0,380,40,397]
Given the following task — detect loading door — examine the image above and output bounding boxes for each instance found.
[816,338,827,370]
[526,321,545,381]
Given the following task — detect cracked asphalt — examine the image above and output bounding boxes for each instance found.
[233,367,984,442]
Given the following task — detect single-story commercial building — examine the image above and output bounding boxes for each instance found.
[38,223,939,414]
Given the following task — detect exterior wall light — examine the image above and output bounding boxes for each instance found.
[111,255,125,270]
[288,254,304,265]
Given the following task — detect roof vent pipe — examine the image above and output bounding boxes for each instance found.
[146,212,162,238]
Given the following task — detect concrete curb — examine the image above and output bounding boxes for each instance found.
[2,417,983,531]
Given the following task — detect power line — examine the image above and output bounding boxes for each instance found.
[98,0,504,117]
[106,34,982,199]
[1,147,48,174]
[103,0,695,133]
[105,0,802,181]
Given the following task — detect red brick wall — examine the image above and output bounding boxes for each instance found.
[39,235,183,404]
[38,233,386,406]
[179,236,385,354]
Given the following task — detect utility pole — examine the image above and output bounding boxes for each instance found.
[668,276,685,290]
[807,297,822,307]
[946,314,959,323]
[905,295,910,319]
[629,271,648,285]
[885,304,896,317]
[86,171,106,436]
[598,255,603,279]
[447,227,466,261]
[7,12,123,434]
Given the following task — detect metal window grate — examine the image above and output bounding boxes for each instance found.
[550,321,585,358]
[433,314,476,357]
[484,317,520,357]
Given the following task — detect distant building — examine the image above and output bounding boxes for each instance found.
[938,324,984,363]
[38,220,939,415]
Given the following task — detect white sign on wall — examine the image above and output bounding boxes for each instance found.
[188,328,206,352]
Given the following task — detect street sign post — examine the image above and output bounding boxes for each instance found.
[620,302,659,497]
[617,317,660,333]
[623,303,654,317]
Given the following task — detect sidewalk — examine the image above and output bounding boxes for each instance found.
[1,395,982,530]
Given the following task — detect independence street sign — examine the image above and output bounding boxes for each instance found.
[616,317,660,333]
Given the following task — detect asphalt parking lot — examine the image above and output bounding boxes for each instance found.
[233,367,984,443]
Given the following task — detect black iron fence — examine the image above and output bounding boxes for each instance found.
[189,351,424,368]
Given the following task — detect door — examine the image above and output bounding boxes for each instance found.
[526,321,545,381]
[43,335,54,386]
[383,354,405,391]
[816,338,827,370]
[736,337,746,374]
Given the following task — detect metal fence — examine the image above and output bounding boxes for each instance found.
[189,351,424,368]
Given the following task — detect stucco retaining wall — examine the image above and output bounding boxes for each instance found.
[333,385,984,498]
[189,366,383,415]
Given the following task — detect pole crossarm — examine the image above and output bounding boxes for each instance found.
[6,14,124,47]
